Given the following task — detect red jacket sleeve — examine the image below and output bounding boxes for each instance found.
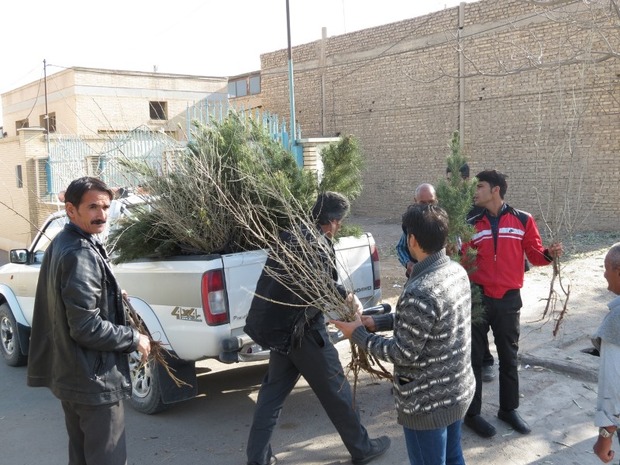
[522,214,553,266]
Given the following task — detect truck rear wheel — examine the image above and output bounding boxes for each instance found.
[0,304,27,367]
[128,350,168,414]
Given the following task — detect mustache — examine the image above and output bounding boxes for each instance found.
[91,220,106,225]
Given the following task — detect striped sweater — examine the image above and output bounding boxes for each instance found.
[351,249,474,430]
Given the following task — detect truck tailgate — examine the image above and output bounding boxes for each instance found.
[220,249,268,332]
[334,233,381,307]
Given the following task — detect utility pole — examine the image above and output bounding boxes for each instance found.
[43,59,50,136]
[285,0,302,166]
[43,59,52,199]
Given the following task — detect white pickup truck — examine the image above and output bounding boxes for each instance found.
[0,201,382,414]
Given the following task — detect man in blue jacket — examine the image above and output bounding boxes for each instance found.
[395,183,437,277]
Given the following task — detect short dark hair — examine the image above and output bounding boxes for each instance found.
[446,163,470,180]
[459,163,470,179]
[476,169,508,199]
[64,177,113,207]
[311,192,350,225]
[402,204,449,254]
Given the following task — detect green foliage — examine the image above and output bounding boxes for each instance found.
[318,135,365,239]
[185,112,318,229]
[109,114,368,263]
[110,112,318,262]
[435,131,484,323]
[435,131,477,255]
[338,223,363,238]
[108,207,184,261]
[319,135,364,201]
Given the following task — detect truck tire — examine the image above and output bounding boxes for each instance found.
[128,349,168,414]
[0,303,28,367]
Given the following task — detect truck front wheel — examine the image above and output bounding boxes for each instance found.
[128,351,167,414]
[0,304,27,367]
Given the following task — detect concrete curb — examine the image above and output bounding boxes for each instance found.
[519,346,598,383]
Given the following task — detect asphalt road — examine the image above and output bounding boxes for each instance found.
[0,349,402,465]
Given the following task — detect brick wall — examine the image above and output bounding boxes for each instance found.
[259,0,620,232]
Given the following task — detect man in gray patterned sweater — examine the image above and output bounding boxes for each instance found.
[333,203,474,464]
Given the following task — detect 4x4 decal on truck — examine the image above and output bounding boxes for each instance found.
[171,307,202,322]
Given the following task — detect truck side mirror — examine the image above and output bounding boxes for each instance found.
[9,249,29,264]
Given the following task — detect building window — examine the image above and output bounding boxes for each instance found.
[39,112,57,133]
[16,165,23,188]
[249,75,261,95]
[149,101,168,120]
[228,74,261,98]
[235,80,248,97]
[16,119,29,132]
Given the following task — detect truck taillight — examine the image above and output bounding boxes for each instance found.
[371,244,381,290]
[201,270,229,325]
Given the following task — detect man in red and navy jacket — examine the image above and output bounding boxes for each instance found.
[462,169,563,439]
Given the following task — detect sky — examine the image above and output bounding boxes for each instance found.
[0,0,470,126]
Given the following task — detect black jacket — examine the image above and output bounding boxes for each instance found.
[244,224,346,354]
[27,222,139,405]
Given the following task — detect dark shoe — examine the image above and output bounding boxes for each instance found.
[482,365,496,382]
[352,435,391,464]
[464,414,497,438]
[497,409,531,434]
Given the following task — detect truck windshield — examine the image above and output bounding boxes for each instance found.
[32,216,69,263]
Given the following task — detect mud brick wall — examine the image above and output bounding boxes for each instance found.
[260,0,620,232]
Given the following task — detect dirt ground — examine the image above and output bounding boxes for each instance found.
[351,214,620,308]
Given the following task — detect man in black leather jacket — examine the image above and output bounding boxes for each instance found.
[27,176,150,465]
[244,192,390,465]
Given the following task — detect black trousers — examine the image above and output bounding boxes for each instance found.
[61,400,127,465]
[467,289,522,416]
[482,331,494,367]
[246,323,372,465]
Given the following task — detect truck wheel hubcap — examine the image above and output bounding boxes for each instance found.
[128,352,153,398]
[1,317,15,354]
